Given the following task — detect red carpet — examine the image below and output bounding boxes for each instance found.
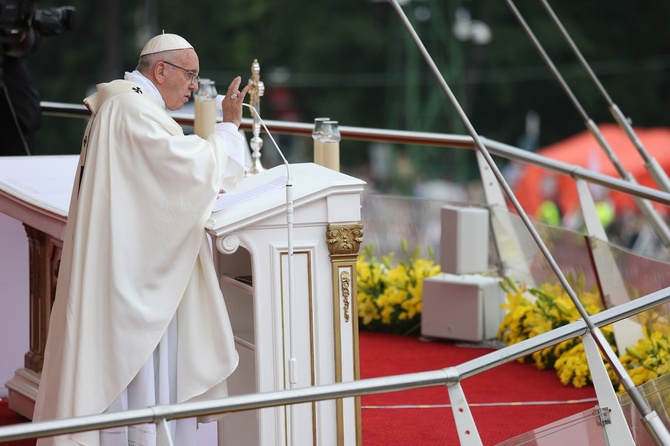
[1,331,598,445]
[0,401,32,446]
[359,331,597,445]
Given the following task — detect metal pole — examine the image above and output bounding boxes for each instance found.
[386,0,669,443]
[505,0,670,248]
[539,0,670,194]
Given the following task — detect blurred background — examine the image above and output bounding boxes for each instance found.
[5,0,670,197]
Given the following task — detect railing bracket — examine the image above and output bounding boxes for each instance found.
[596,406,612,426]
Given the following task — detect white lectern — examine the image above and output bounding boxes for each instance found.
[207,163,365,445]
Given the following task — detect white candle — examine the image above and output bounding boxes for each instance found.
[322,140,340,171]
[320,120,341,171]
[194,98,217,139]
[314,139,324,166]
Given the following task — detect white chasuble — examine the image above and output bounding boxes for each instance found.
[33,79,244,446]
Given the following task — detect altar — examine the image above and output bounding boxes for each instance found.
[0,155,365,445]
[0,155,75,420]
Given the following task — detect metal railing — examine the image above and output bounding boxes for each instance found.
[40,101,670,208]
[2,284,669,443]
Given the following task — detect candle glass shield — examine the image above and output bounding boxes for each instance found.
[312,117,331,140]
[197,79,217,99]
[321,120,341,143]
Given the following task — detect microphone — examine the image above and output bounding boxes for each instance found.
[215,94,290,167]
[217,93,298,387]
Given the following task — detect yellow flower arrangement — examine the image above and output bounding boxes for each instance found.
[617,328,670,392]
[358,244,670,392]
[497,275,616,388]
[498,276,670,392]
[356,242,441,335]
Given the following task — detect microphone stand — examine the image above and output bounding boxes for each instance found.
[241,102,297,445]
[387,1,670,444]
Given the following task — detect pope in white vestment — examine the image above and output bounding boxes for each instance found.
[32,34,249,446]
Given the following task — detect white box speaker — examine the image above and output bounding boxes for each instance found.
[421,273,505,342]
[440,205,489,275]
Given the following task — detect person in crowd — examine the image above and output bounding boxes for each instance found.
[537,175,563,226]
[33,33,249,446]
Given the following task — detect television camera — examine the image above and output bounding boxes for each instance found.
[0,1,75,155]
[0,0,75,56]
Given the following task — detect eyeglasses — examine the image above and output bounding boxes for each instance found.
[162,60,200,84]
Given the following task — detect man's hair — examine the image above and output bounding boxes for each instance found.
[136,52,161,74]
[136,50,180,74]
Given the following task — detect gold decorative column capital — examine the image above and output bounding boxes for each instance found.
[326,223,364,256]
[326,222,364,443]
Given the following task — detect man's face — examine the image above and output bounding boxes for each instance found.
[161,49,200,110]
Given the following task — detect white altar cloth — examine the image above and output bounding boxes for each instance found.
[0,155,78,238]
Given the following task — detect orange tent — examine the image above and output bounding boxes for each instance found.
[513,123,670,218]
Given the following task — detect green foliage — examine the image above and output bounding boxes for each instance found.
[23,1,670,181]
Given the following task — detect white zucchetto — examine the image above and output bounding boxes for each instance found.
[140,33,193,56]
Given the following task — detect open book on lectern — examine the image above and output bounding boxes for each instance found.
[205,162,366,235]
[213,174,287,213]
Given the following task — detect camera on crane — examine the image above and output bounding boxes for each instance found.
[0,0,75,57]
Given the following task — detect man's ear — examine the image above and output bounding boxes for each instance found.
[154,61,166,85]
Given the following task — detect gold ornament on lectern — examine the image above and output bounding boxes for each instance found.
[246,59,266,175]
[326,223,363,327]
[326,224,364,256]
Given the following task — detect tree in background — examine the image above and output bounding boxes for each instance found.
[24,0,670,190]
